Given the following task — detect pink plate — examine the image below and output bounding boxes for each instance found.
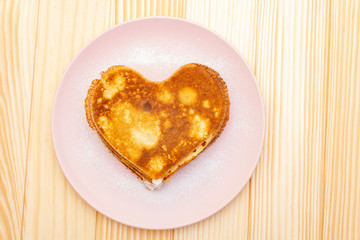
[52,17,265,229]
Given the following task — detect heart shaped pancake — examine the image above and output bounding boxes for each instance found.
[85,63,229,189]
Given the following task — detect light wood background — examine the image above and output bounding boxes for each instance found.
[1,0,359,239]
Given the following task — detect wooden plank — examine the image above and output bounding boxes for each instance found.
[323,0,360,239]
[20,1,112,239]
[247,0,329,239]
[0,1,38,239]
[173,0,258,239]
[94,1,185,239]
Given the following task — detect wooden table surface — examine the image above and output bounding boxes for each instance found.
[1,0,360,239]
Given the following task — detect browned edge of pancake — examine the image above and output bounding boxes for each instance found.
[84,63,230,184]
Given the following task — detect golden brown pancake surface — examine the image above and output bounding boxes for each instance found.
[85,63,229,185]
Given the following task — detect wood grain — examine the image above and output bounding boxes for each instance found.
[0,1,38,239]
[0,0,359,239]
[20,1,112,239]
[248,0,330,239]
[323,0,360,239]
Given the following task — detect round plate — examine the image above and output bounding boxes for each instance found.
[52,17,265,229]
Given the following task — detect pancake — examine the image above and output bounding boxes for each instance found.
[85,63,230,190]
